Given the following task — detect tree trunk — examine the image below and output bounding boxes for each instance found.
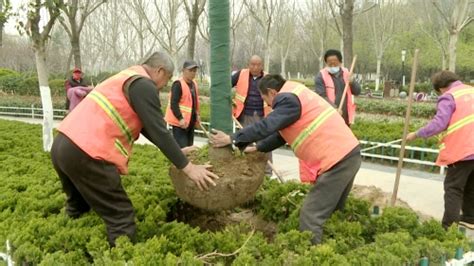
[139,19,144,59]
[64,48,73,77]
[231,29,237,62]
[375,56,382,91]
[71,34,82,69]
[0,0,3,47]
[0,21,3,47]
[319,40,325,70]
[187,18,198,60]
[448,31,458,72]
[339,39,344,60]
[209,0,232,133]
[34,47,54,152]
[172,53,179,75]
[441,52,447,70]
[341,0,354,67]
[263,30,271,73]
[280,53,286,78]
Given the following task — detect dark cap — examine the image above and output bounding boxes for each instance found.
[183,60,199,70]
[73,67,82,73]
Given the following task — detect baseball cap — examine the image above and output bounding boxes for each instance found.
[182,60,199,70]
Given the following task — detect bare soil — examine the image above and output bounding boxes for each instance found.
[168,202,278,240]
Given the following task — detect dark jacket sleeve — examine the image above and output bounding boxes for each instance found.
[170,81,183,120]
[231,70,241,87]
[256,132,286,152]
[315,72,336,107]
[231,93,301,149]
[128,78,189,169]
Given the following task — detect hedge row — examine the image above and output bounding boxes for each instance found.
[0,119,470,265]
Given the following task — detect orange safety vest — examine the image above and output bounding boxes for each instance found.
[436,84,474,166]
[233,69,271,118]
[298,159,320,184]
[165,78,200,127]
[278,81,359,182]
[58,65,149,175]
[320,67,356,124]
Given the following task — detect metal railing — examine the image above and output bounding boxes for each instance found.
[360,140,445,174]
[0,105,445,174]
[0,105,66,120]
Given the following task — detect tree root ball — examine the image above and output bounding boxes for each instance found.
[170,146,267,211]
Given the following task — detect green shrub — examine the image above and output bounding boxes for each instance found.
[0,118,469,265]
[48,79,66,97]
[0,68,20,77]
[356,98,437,118]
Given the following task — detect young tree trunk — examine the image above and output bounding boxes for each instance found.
[34,47,54,152]
[441,52,447,70]
[64,48,73,77]
[448,31,458,72]
[231,29,237,62]
[319,40,325,70]
[341,0,354,67]
[280,53,286,78]
[187,17,198,59]
[375,55,382,91]
[0,22,3,47]
[71,34,82,68]
[0,0,3,47]
[263,28,271,73]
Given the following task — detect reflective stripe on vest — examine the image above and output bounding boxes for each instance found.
[278,81,359,180]
[287,85,338,152]
[165,78,199,127]
[292,108,337,152]
[114,139,129,158]
[88,90,133,145]
[233,69,270,117]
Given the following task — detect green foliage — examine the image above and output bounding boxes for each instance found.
[254,179,310,222]
[48,79,66,96]
[0,68,18,77]
[356,98,437,119]
[0,119,470,265]
[0,73,65,97]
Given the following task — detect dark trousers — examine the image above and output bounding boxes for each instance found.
[51,133,136,246]
[299,149,362,244]
[442,160,474,228]
[172,124,195,148]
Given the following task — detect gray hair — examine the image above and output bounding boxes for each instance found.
[141,51,175,74]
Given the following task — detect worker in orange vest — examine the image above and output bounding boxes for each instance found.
[165,60,200,148]
[315,49,361,125]
[211,74,361,244]
[407,70,474,230]
[232,55,273,176]
[299,49,362,184]
[51,52,218,246]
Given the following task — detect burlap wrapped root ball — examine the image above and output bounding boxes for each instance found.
[170,146,267,211]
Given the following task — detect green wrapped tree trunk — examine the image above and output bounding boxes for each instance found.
[209,0,232,134]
